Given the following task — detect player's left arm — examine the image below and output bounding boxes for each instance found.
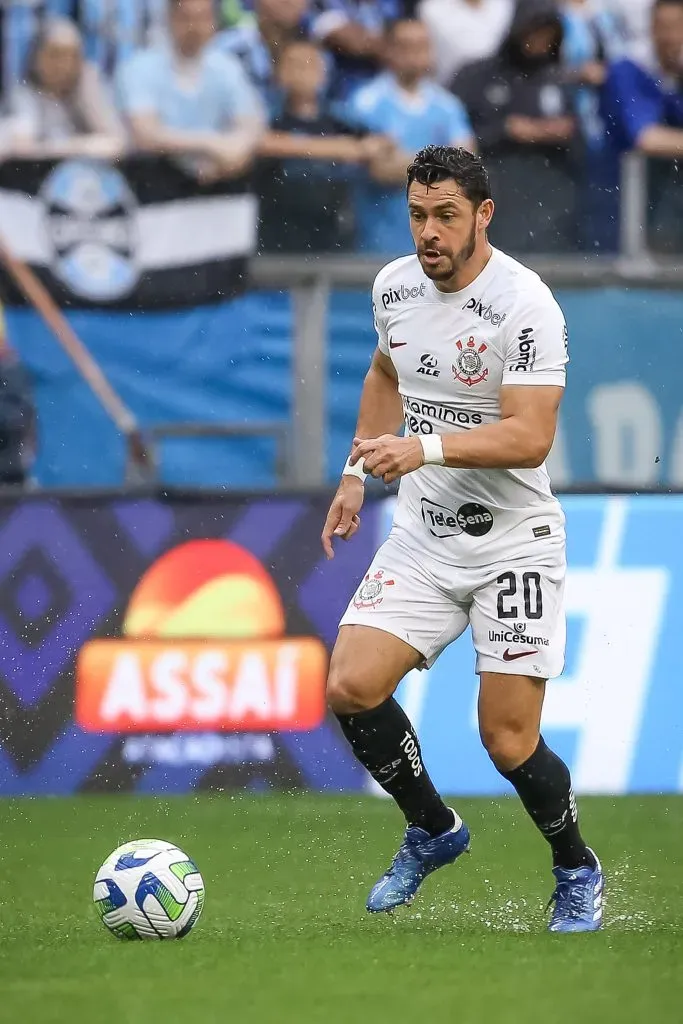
[440,383,563,469]
[351,288,568,481]
[445,292,567,468]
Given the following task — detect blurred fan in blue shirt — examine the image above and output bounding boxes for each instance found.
[219,0,404,100]
[601,0,683,155]
[117,0,264,181]
[218,0,316,113]
[344,18,475,254]
[561,1,626,146]
[598,0,683,247]
[310,0,405,100]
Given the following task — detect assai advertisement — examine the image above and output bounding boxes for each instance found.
[0,494,378,795]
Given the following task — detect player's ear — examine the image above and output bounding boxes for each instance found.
[477,199,494,231]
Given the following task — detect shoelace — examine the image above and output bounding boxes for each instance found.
[547,880,589,919]
[385,841,422,878]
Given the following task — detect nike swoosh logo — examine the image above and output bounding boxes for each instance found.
[389,340,407,349]
[502,648,539,662]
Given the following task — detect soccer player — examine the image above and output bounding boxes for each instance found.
[321,145,603,933]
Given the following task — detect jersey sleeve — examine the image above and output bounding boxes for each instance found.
[371,273,390,356]
[502,286,568,387]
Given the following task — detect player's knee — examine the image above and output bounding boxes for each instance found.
[326,662,384,715]
[481,721,539,773]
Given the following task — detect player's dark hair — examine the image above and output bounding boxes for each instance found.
[654,0,683,7]
[406,146,491,207]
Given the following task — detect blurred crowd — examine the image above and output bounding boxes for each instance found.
[0,0,681,254]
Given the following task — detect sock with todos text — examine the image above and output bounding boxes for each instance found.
[335,697,457,837]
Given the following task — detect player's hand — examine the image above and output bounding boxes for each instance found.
[350,434,424,485]
[321,477,364,559]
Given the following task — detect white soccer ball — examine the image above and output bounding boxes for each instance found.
[93,838,205,940]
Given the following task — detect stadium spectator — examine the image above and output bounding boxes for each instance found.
[620,0,656,59]
[5,17,125,159]
[218,0,254,29]
[600,0,683,250]
[257,39,388,251]
[0,1,64,95]
[117,0,264,181]
[0,307,36,488]
[218,0,312,112]
[418,0,514,86]
[65,0,169,77]
[561,1,625,143]
[310,0,405,99]
[601,0,683,159]
[0,2,170,92]
[453,0,579,252]
[345,18,474,253]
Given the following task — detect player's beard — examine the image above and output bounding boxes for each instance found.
[418,220,478,282]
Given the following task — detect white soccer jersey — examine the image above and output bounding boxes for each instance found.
[372,248,569,567]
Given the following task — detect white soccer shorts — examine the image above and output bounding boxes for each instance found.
[340,530,566,679]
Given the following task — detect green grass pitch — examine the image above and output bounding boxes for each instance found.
[0,795,680,1023]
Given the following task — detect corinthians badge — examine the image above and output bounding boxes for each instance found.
[453,337,489,387]
[353,569,395,610]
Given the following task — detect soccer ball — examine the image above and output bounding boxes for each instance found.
[93,838,205,940]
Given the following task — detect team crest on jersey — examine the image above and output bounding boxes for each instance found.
[353,570,395,610]
[453,337,489,386]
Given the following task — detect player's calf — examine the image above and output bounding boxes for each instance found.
[479,721,540,774]
[478,670,601,928]
[329,625,457,839]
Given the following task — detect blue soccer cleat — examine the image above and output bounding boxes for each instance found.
[547,849,604,933]
[366,811,470,913]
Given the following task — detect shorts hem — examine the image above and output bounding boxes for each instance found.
[338,616,437,668]
[476,655,563,679]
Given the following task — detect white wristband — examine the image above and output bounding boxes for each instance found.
[342,455,367,481]
[419,434,445,466]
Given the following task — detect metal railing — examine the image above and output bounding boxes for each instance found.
[125,421,290,486]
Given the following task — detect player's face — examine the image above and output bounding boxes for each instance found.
[408,180,492,282]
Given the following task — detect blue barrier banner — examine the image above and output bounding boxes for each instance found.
[380,494,683,796]
[0,491,380,795]
[8,287,683,489]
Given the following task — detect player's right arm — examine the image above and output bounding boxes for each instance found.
[355,347,404,439]
[321,347,403,559]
